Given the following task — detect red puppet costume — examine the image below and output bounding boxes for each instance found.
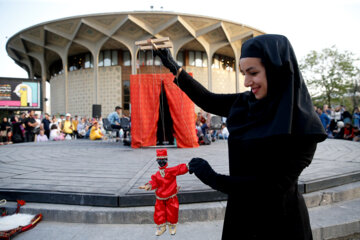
[140,149,188,236]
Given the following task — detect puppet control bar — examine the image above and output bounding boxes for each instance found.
[135,37,172,50]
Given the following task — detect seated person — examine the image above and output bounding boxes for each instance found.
[90,121,104,140]
[343,122,354,141]
[107,106,122,137]
[62,113,74,138]
[77,118,87,138]
[50,124,64,141]
[36,129,48,142]
[218,123,229,140]
[353,126,360,142]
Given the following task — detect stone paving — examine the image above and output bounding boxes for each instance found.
[0,139,359,206]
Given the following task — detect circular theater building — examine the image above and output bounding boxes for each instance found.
[6,12,264,117]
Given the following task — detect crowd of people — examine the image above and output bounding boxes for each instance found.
[0,107,131,145]
[315,104,360,141]
[4,104,357,146]
[195,110,229,145]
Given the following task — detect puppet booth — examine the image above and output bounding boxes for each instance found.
[130,73,199,148]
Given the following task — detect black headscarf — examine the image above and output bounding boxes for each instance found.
[226,34,327,142]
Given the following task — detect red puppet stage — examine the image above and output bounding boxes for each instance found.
[130,73,199,148]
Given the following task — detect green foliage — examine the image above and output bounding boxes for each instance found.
[300,46,360,110]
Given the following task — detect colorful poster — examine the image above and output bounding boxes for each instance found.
[0,77,41,110]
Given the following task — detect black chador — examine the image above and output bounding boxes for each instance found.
[172,35,326,239]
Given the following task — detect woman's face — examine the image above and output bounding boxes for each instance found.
[240,57,268,100]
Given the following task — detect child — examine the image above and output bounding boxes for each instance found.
[89,121,104,140]
[49,124,64,141]
[36,129,48,142]
[139,149,188,236]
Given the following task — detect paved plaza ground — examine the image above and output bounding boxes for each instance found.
[1,138,360,240]
[0,138,360,207]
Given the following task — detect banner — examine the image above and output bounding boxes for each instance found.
[0,77,42,110]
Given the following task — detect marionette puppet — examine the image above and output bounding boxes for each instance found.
[139,149,189,236]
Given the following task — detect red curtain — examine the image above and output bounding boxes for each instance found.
[130,73,199,148]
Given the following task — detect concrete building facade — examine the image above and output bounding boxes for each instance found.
[6,12,264,117]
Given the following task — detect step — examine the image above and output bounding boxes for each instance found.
[310,198,360,240]
[3,181,360,225]
[10,199,360,240]
[305,181,360,208]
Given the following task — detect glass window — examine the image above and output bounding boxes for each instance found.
[189,51,195,66]
[123,51,131,66]
[123,80,130,111]
[98,51,104,67]
[104,50,111,66]
[195,51,202,67]
[85,53,91,68]
[146,51,153,65]
[202,53,208,67]
[176,51,184,67]
[212,54,220,69]
[138,51,145,66]
[154,56,161,66]
[111,50,118,66]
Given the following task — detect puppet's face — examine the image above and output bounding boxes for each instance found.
[240,57,268,100]
[157,158,168,167]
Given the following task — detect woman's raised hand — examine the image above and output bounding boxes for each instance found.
[153,48,180,76]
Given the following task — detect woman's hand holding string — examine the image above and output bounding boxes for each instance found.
[153,48,182,76]
[188,158,218,189]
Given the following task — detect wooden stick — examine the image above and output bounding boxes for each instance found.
[135,37,172,50]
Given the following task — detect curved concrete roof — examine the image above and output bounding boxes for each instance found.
[6,11,265,79]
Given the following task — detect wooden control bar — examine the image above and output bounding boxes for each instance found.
[135,37,172,50]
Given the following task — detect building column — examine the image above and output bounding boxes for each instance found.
[28,65,34,79]
[235,57,240,93]
[41,64,47,114]
[92,50,99,104]
[207,55,212,91]
[62,56,69,114]
[131,47,137,75]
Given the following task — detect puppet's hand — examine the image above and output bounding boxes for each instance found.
[139,184,151,191]
[189,158,217,188]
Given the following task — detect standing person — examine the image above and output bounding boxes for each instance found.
[72,115,79,139]
[154,34,327,240]
[317,108,331,133]
[50,115,58,129]
[10,116,24,143]
[41,113,51,139]
[107,106,122,138]
[0,117,11,145]
[353,107,360,128]
[58,114,65,132]
[62,113,73,138]
[24,110,38,142]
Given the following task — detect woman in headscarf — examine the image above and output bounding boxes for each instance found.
[154,34,326,240]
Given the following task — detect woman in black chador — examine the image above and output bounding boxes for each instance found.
[154,34,326,239]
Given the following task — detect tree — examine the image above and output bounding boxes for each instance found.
[300,46,360,111]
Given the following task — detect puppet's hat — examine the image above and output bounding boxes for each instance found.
[156,149,167,159]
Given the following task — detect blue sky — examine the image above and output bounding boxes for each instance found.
[1,0,360,78]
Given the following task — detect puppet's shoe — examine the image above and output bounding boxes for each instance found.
[169,224,177,235]
[155,225,166,236]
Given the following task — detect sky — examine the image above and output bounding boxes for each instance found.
[0,0,360,78]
